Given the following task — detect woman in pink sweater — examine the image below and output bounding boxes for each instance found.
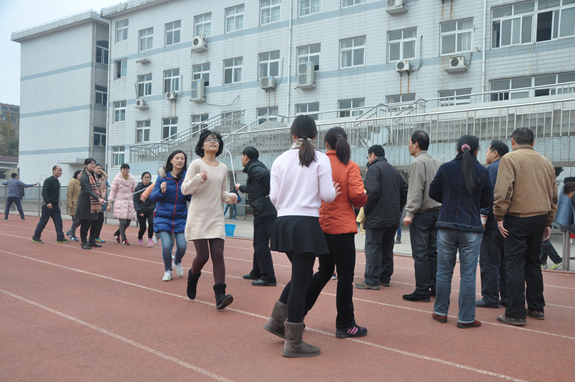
[107,163,137,245]
[263,115,339,358]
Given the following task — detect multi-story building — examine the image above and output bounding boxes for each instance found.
[11,10,109,182]
[0,103,20,127]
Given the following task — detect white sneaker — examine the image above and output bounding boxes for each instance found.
[153,234,159,244]
[162,271,172,281]
[175,263,184,277]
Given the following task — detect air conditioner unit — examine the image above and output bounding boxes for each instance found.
[386,0,407,14]
[444,56,468,73]
[260,76,276,90]
[134,99,148,109]
[191,35,207,52]
[190,79,205,102]
[395,60,411,73]
[166,91,177,100]
[296,62,315,89]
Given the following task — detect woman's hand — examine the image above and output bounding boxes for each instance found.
[107,204,111,212]
[229,194,237,204]
[139,213,144,217]
[160,182,167,193]
[333,181,342,198]
[98,198,105,205]
[200,171,208,181]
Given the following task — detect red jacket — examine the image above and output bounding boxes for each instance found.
[319,151,367,235]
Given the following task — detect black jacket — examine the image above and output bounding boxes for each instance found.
[364,157,408,229]
[133,182,156,214]
[239,159,277,217]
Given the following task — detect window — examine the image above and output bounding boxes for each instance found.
[492,2,535,48]
[338,99,364,117]
[340,36,365,68]
[191,114,209,133]
[261,0,281,25]
[114,101,126,122]
[224,58,243,84]
[162,117,178,139]
[165,21,181,46]
[94,127,106,147]
[386,94,416,104]
[490,72,575,101]
[138,74,152,97]
[300,0,321,16]
[438,89,472,106]
[537,0,575,42]
[96,41,108,64]
[164,69,180,92]
[195,13,212,36]
[259,51,280,78]
[193,63,210,86]
[388,28,416,61]
[116,19,128,42]
[95,86,107,106]
[139,28,153,51]
[115,59,127,79]
[296,102,320,120]
[298,44,320,70]
[441,19,473,55]
[342,0,365,7]
[226,5,244,32]
[257,107,279,124]
[136,120,151,143]
[112,146,125,167]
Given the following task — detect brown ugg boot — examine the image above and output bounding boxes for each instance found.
[282,321,320,358]
[263,301,287,339]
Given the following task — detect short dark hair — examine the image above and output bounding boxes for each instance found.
[73,170,82,179]
[195,130,224,157]
[141,171,151,179]
[368,145,385,158]
[95,163,102,168]
[242,146,259,160]
[489,140,509,158]
[120,163,130,170]
[84,158,96,166]
[511,127,534,145]
[410,130,430,150]
[11,173,17,178]
[564,182,575,195]
[52,165,60,171]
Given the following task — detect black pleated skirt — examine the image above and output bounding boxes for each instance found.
[270,215,329,256]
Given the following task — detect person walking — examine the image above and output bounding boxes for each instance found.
[494,128,558,326]
[303,126,368,338]
[149,151,191,281]
[429,135,494,328]
[182,131,237,309]
[403,130,442,302]
[236,145,278,287]
[3,173,36,221]
[134,171,156,246]
[92,164,108,243]
[263,115,338,358]
[75,158,106,250]
[107,164,136,245]
[65,170,82,241]
[32,165,70,244]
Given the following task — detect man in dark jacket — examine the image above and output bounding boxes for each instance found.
[236,146,278,286]
[32,165,69,244]
[356,145,408,290]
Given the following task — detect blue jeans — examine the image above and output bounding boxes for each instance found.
[224,203,236,219]
[33,204,65,241]
[158,231,187,272]
[434,228,482,324]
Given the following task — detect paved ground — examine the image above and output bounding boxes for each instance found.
[1,215,575,381]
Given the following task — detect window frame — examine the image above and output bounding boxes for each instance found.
[194,13,212,36]
[93,129,106,147]
[299,0,322,16]
[116,19,128,43]
[297,44,321,71]
[112,146,125,167]
[492,2,535,48]
[224,58,243,84]
[113,101,126,122]
[162,117,178,140]
[338,98,365,117]
[165,20,181,46]
[164,69,180,93]
[225,5,245,33]
[96,41,108,64]
[115,59,127,79]
[440,18,473,56]
[489,71,575,101]
[139,27,153,52]
[261,0,281,25]
[340,36,366,69]
[342,0,366,8]
[438,89,472,107]
[137,74,153,97]
[259,51,280,78]
[95,88,107,106]
[193,63,210,87]
[191,114,209,134]
[295,102,320,120]
[257,106,279,124]
[136,120,151,143]
[388,28,417,62]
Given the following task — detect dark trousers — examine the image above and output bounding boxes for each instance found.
[504,214,547,319]
[33,204,65,241]
[5,197,25,219]
[279,253,315,323]
[364,227,396,286]
[68,217,80,238]
[137,211,154,239]
[409,210,439,296]
[479,228,508,305]
[249,214,277,283]
[540,239,562,264]
[79,219,98,245]
[92,212,104,239]
[305,233,356,330]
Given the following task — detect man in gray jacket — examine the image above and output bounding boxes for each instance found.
[3,173,37,221]
[403,131,441,302]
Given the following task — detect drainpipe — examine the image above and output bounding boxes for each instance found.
[105,16,113,173]
[286,0,293,116]
[481,0,487,101]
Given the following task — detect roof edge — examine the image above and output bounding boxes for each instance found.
[101,0,175,18]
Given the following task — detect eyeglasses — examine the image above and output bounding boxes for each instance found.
[205,138,220,143]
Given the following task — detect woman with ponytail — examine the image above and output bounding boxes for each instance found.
[303,126,368,338]
[263,115,340,358]
[428,135,494,328]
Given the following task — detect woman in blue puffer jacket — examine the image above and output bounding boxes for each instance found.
[149,150,191,282]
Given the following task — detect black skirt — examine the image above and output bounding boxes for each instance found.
[270,216,329,256]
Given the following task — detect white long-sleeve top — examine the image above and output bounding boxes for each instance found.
[270,149,336,217]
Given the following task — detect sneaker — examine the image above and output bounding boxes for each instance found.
[336,324,367,338]
[56,239,70,243]
[114,234,121,243]
[153,234,159,244]
[70,236,79,242]
[147,238,154,246]
[457,320,482,329]
[355,281,380,290]
[122,239,130,246]
[526,309,545,320]
[541,263,548,269]
[65,230,71,237]
[21,218,25,221]
[380,281,391,287]
[31,237,43,244]
[394,237,401,244]
[550,261,563,270]
[331,273,337,280]
[3,219,7,221]
[497,314,526,326]
[162,271,172,281]
[138,239,144,246]
[175,263,185,277]
[95,237,105,243]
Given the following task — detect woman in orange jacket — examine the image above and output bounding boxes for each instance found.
[304,126,368,338]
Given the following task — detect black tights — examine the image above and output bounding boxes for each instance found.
[137,212,154,239]
[191,239,226,284]
[279,252,315,323]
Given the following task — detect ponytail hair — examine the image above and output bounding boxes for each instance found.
[324,126,350,165]
[291,115,318,167]
[456,135,480,195]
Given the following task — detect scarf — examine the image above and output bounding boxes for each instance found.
[85,169,102,214]
[290,137,315,149]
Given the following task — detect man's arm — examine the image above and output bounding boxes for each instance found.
[41,179,51,204]
[405,161,425,218]
[363,165,381,215]
[493,157,514,221]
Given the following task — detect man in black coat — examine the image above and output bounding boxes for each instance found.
[356,145,408,290]
[236,146,278,286]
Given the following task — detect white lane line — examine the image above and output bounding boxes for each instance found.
[0,288,235,382]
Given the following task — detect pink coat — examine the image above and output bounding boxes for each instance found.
[109,172,137,219]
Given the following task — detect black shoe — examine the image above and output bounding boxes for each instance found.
[89,241,102,248]
[476,299,499,308]
[336,324,367,338]
[402,291,430,302]
[243,274,258,280]
[81,244,92,250]
[252,279,277,286]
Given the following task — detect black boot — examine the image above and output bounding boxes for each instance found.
[81,237,91,250]
[213,283,233,310]
[186,270,201,300]
[89,236,102,247]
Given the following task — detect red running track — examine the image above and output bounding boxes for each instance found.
[1,218,574,381]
